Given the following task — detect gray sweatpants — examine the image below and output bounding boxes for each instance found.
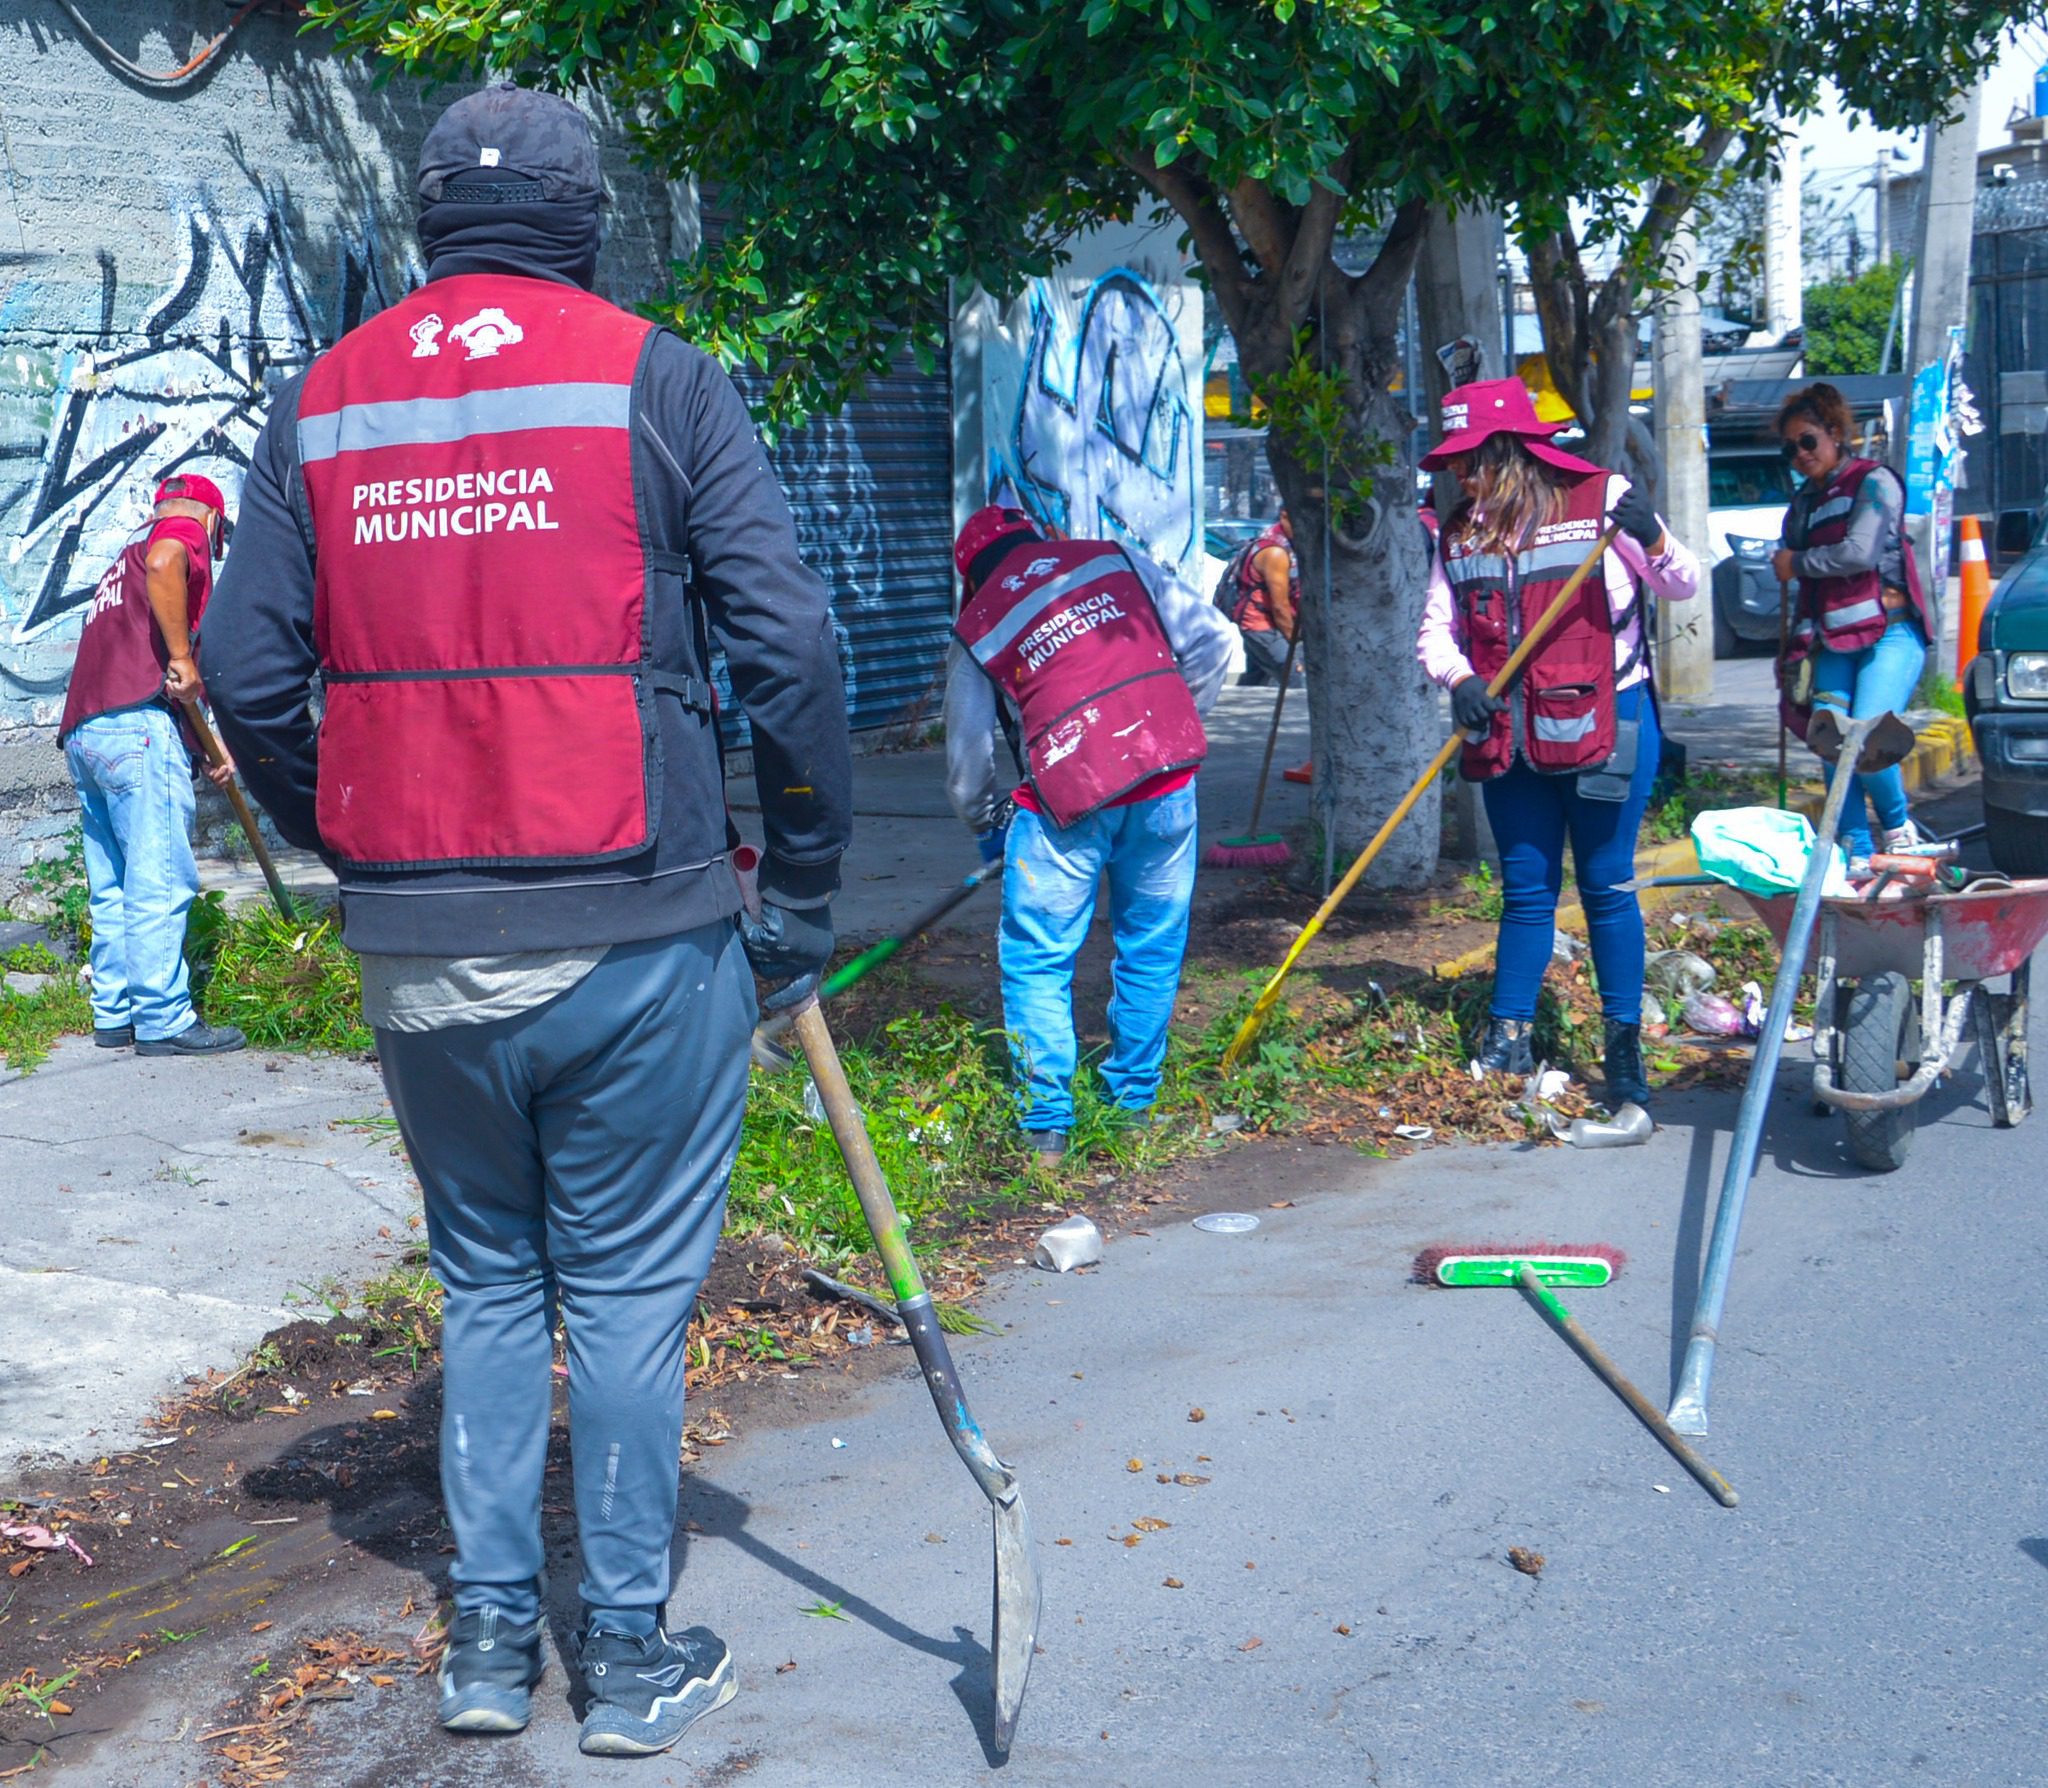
[376,923,756,1632]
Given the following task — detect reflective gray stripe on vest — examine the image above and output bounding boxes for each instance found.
[1808,494,1855,528]
[1822,597,1885,633]
[966,549,1128,667]
[1532,710,1598,744]
[298,381,633,464]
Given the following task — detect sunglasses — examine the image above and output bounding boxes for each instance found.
[1780,431,1827,462]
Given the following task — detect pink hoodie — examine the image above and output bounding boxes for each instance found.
[1415,473,1699,691]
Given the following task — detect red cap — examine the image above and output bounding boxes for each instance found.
[953,505,1041,582]
[155,472,227,515]
[1420,378,1602,478]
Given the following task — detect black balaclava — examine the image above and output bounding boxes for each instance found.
[415,83,605,290]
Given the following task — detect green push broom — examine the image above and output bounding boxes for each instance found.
[1412,1242,1738,1507]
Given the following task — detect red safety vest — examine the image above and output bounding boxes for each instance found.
[296,273,708,871]
[1442,472,1618,781]
[955,539,1207,827]
[58,516,212,744]
[1786,457,1927,657]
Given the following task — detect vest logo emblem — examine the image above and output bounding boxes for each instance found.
[448,308,525,360]
[409,314,445,359]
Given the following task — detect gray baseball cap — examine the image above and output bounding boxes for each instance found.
[417,82,601,204]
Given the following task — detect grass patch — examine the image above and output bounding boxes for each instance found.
[0,940,91,1072]
[194,899,371,1054]
[1643,762,1786,843]
[1913,666,1967,719]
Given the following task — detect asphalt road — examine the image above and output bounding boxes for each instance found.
[80,996,2048,1788]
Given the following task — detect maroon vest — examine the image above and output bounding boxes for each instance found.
[1787,458,1927,657]
[1442,472,1618,780]
[58,516,212,743]
[297,273,705,872]
[955,539,1207,827]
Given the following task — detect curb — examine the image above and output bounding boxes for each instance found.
[1428,712,1977,982]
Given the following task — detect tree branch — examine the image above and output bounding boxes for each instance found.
[1357,195,1428,328]
[1275,150,1354,334]
[1228,177,1294,276]
[1120,151,1254,334]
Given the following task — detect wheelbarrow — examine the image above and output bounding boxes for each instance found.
[1741,874,2048,1171]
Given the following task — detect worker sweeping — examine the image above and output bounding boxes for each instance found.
[56,472,245,1057]
[204,84,852,1758]
[1414,379,1700,1110]
[945,506,1232,1158]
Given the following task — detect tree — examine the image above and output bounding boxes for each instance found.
[302,0,2001,888]
[1520,10,2014,484]
[1804,261,1912,376]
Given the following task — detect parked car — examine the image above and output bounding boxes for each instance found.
[1966,537,2048,875]
[1703,448,1795,658]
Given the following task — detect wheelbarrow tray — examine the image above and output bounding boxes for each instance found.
[1740,878,2048,984]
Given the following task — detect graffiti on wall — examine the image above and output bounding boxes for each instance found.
[983,268,1200,580]
[0,188,416,699]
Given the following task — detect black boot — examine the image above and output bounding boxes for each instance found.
[1602,1018,1652,1108]
[1472,1016,1534,1077]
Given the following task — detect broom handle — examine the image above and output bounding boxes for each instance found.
[1776,576,1790,809]
[1515,1266,1739,1507]
[179,698,295,919]
[1242,632,1300,839]
[1222,522,1622,1070]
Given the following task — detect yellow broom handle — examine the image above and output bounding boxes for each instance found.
[1222,521,1623,1071]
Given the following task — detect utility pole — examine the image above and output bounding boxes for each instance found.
[1762,115,1803,345]
[1907,81,1985,657]
[1654,218,1713,700]
[1873,147,1889,266]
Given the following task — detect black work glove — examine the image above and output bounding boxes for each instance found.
[739,899,835,982]
[1610,483,1664,550]
[1451,674,1506,733]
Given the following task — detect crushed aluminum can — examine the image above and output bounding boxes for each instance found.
[1033,1214,1104,1273]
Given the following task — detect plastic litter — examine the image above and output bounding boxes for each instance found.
[1,1522,93,1567]
[1692,806,1852,899]
[1210,1113,1245,1134]
[1033,1214,1105,1273]
[1192,1212,1260,1234]
[1557,1102,1654,1149]
[1646,949,1717,998]
[1681,990,1747,1036]
[1534,1068,1572,1102]
[1393,1123,1434,1141]
[1640,990,1669,1030]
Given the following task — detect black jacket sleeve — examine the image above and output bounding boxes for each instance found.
[202,374,326,856]
[638,333,852,905]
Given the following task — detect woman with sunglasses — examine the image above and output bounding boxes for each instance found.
[1771,382,1931,866]
[1416,379,1699,1110]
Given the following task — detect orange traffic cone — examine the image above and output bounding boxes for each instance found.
[1958,514,1992,679]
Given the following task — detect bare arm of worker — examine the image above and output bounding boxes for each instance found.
[1254,545,1297,638]
[145,535,202,703]
[1788,467,1900,581]
[942,643,1007,833]
[1125,548,1234,716]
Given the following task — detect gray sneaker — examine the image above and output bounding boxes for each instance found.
[136,1021,246,1057]
[578,1623,735,1757]
[438,1607,546,1734]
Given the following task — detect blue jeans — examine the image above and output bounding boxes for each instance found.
[63,707,200,1042]
[1481,681,1661,1024]
[1811,617,1927,858]
[375,925,754,1635]
[1000,781,1198,1131]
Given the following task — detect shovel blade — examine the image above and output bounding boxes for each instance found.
[988,1475,1042,1756]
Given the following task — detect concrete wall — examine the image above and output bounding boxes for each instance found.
[952,209,1204,586]
[0,4,670,892]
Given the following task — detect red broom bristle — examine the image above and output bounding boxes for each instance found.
[1203,838,1292,868]
[1409,1241,1627,1285]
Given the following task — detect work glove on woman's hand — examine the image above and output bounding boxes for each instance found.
[739,899,835,982]
[1610,483,1664,550]
[1451,674,1506,734]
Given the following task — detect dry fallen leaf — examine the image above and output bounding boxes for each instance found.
[1335,1624,1352,1636]
[1238,1636,1263,1652]
[776,1659,798,1675]
[1120,1533,1143,1548]
[1187,1408,1206,1423]
[250,1622,273,1634]
[1508,1546,1546,1579]
[1125,1458,1143,1473]
[1131,1516,1170,1533]
[1268,1200,1295,1209]
[1162,1577,1184,1589]
[46,1701,71,1717]
[369,1674,395,1688]
[1173,1473,1211,1487]
[1055,1537,1074,1547]
[369,1410,399,1422]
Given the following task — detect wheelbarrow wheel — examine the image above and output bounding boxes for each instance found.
[1840,971,1916,1172]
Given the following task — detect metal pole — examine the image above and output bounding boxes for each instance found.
[1667,714,1874,1437]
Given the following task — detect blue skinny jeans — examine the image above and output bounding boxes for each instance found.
[1810,617,1927,859]
[999,781,1198,1132]
[1481,681,1660,1024]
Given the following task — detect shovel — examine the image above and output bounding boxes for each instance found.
[786,993,1041,1753]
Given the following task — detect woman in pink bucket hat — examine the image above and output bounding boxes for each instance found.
[1415,378,1700,1113]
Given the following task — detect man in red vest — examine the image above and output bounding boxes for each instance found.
[204,85,852,1758]
[946,507,1232,1158]
[56,473,245,1056]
